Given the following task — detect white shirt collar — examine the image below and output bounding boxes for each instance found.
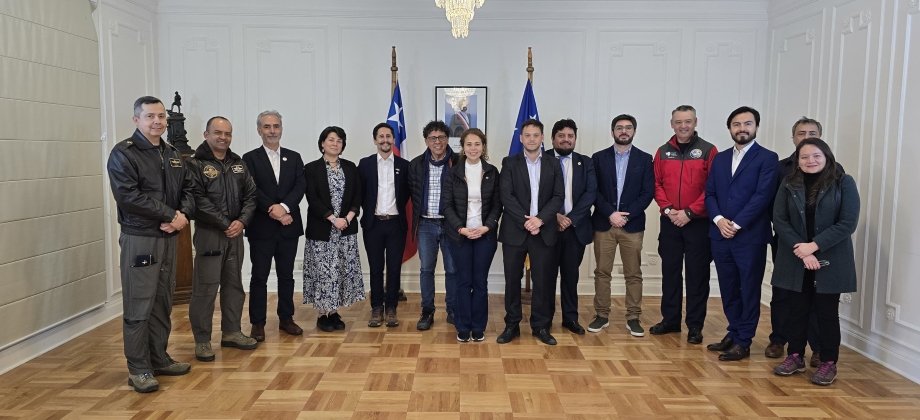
[263,144,280,156]
[733,140,756,155]
[377,152,394,162]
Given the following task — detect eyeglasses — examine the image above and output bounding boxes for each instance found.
[614,125,635,132]
[426,135,449,142]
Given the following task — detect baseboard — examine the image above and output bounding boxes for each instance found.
[0,299,123,375]
[840,326,920,385]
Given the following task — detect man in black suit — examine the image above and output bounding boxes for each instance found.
[545,119,596,335]
[498,119,565,345]
[357,123,410,328]
[242,110,306,341]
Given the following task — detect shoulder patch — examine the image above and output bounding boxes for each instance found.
[231,164,244,174]
[203,165,220,179]
[689,149,702,159]
[169,158,182,168]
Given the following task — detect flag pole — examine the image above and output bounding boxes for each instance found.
[390,45,409,302]
[524,47,534,301]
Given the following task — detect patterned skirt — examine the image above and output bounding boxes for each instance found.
[302,229,365,311]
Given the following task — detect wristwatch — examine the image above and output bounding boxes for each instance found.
[663,207,673,215]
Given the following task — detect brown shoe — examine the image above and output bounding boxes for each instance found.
[765,342,784,358]
[385,307,399,327]
[810,351,821,368]
[368,306,384,328]
[279,319,303,335]
[251,324,265,342]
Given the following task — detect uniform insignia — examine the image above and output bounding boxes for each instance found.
[203,165,219,179]
[690,149,702,158]
[126,140,133,145]
[169,158,182,167]
[231,164,244,174]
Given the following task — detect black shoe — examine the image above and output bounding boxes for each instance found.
[328,312,346,330]
[687,328,703,344]
[649,322,682,335]
[316,315,335,332]
[446,312,455,325]
[457,331,470,342]
[707,336,734,352]
[718,344,751,361]
[562,320,586,334]
[532,328,557,346]
[417,311,434,330]
[496,325,520,344]
[472,331,485,342]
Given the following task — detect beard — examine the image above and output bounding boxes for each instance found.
[731,130,757,145]
[614,134,634,146]
[553,146,574,156]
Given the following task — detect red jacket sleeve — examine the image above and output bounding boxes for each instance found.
[653,149,672,212]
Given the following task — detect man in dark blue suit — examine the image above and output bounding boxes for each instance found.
[590,114,655,337]
[545,119,596,334]
[358,123,410,328]
[242,110,306,341]
[704,106,778,361]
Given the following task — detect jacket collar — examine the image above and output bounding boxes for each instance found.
[131,129,165,150]
[668,132,699,149]
[194,140,239,161]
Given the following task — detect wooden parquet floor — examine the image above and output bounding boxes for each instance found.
[2,293,920,419]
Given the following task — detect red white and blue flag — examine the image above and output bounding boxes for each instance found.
[387,82,417,262]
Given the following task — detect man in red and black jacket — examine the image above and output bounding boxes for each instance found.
[649,105,717,344]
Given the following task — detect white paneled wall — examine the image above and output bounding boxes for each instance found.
[765,0,920,382]
[156,0,770,297]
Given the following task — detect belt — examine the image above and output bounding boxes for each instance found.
[375,214,398,220]
[421,217,445,224]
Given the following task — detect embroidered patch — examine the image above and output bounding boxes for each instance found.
[169,158,182,167]
[203,165,219,179]
[231,164,244,174]
[690,149,702,159]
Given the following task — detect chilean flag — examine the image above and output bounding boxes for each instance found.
[387,83,417,262]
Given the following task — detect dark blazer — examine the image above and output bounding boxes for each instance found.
[772,175,859,293]
[545,150,597,245]
[408,152,460,239]
[498,152,564,247]
[357,153,410,232]
[441,158,502,245]
[591,145,655,233]
[704,142,778,244]
[242,146,305,240]
[304,157,362,241]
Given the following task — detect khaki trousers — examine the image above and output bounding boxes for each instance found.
[593,227,644,320]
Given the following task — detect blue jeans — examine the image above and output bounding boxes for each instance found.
[446,234,497,333]
[417,219,456,314]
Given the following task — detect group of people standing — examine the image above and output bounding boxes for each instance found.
[108,95,859,394]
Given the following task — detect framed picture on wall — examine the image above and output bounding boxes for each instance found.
[435,86,488,153]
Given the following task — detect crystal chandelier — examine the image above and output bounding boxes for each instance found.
[444,87,477,111]
[434,0,485,39]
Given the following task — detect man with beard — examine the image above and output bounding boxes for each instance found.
[545,119,597,334]
[589,115,655,336]
[242,110,306,341]
[358,123,410,327]
[649,105,717,345]
[704,106,778,361]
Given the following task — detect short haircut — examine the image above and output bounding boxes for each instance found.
[611,114,637,131]
[791,116,823,136]
[520,118,543,134]
[373,122,394,139]
[423,120,450,139]
[459,128,489,162]
[257,109,283,127]
[726,106,761,128]
[671,105,697,117]
[133,96,163,118]
[551,119,578,139]
[205,116,229,132]
[318,126,347,153]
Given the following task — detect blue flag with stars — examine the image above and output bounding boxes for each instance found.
[387,82,407,157]
[508,79,540,156]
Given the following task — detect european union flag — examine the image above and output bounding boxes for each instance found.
[387,82,407,157]
[508,79,540,156]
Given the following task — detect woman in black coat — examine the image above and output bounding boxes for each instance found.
[302,126,364,332]
[771,138,859,386]
[441,128,502,342]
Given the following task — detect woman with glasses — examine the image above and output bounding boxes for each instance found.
[303,126,365,332]
[441,128,501,342]
[770,138,859,386]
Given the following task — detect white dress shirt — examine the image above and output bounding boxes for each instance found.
[465,160,483,229]
[264,145,290,213]
[525,154,542,216]
[554,151,574,215]
[376,153,398,216]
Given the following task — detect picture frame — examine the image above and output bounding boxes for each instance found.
[435,86,488,152]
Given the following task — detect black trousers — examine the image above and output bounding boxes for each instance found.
[362,218,406,309]
[248,237,298,325]
[503,234,556,330]
[554,227,586,324]
[785,276,841,362]
[770,236,821,351]
[657,216,711,329]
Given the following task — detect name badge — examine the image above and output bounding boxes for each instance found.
[169,158,182,168]
[231,164,244,174]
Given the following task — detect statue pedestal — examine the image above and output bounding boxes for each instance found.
[173,152,194,305]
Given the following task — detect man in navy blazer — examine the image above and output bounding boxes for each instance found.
[545,119,596,335]
[590,114,655,337]
[242,110,306,341]
[357,123,410,328]
[704,106,778,361]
